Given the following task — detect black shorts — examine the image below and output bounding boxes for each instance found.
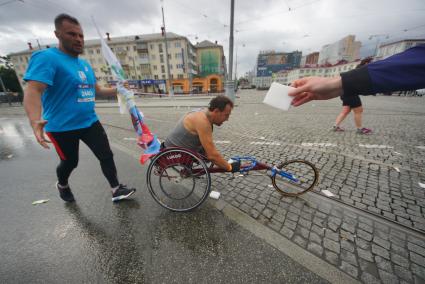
[341,95,362,108]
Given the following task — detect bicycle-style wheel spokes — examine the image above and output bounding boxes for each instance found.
[147,149,211,212]
[271,160,319,196]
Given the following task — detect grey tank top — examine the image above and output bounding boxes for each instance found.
[164,109,211,152]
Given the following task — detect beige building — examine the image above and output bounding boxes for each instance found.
[376,39,425,60]
[274,61,359,86]
[318,35,361,65]
[9,32,198,93]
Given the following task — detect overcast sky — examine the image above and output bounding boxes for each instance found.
[1,0,424,75]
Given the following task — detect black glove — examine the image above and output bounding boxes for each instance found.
[229,160,241,173]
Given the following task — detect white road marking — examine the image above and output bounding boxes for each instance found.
[215,140,231,144]
[359,144,393,149]
[416,146,425,150]
[250,141,281,146]
[301,142,337,147]
[123,137,137,141]
[419,182,425,189]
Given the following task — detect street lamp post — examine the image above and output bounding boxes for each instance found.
[161,3,174,96]
[225,0,235,101]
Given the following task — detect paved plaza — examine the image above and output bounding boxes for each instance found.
[1,90,424,283]
[97,90,425,284]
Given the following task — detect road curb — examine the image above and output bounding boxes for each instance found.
[210,199,360,284]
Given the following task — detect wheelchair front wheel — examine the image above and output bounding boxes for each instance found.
[271,160,319,197]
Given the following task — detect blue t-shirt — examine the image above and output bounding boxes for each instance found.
[24,48,98,132]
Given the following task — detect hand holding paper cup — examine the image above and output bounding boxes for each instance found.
[263,82,295,111]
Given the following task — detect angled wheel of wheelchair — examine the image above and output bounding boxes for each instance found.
[146,148,211,212]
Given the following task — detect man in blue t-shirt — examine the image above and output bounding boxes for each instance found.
[23,13,135,202]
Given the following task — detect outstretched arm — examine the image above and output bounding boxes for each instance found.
[196,121,232,171]
[95,83,118,97]
[24,80,50,149]
[289,76,343,106]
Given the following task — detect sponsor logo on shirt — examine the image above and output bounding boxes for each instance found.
[78,70,87,82]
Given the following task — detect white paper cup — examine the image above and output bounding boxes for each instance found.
[209,191,221,199]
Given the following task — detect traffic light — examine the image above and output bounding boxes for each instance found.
[161,26,165,36]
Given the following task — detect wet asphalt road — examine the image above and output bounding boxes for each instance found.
[0,116,327,284]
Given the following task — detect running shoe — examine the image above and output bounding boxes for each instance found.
[112,184,136,202]
[332,126,345,132]
[56,182,75,202]
[357,128,372,134]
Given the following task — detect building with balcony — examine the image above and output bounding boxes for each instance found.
[274,60,359,87]
[8,31,201,94]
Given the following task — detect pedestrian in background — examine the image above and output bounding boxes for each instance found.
[333,57,373,134]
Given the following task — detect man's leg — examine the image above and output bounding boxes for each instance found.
[81,121,135,201]
[46,130,81,202]
[353,106,372,134]
[80,121,119,188]
[334,106,350,130]
[352,106,363,128]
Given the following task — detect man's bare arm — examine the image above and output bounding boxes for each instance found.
[95,83,117,97]
[23,81,50,149]
[196,119,232,171]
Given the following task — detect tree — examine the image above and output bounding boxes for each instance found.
[0,55,23,94]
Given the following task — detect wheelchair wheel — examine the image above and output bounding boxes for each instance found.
[271,160,319,197]
[146,148,211,212]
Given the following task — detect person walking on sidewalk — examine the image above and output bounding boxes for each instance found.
[333,57,373,134]
[23,13,135,202]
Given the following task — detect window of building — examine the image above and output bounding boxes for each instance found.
[175,42,181,48]
[162,75,166,79]
[150,44,153,49]
[154,75,159,79]
[161,65,165,73]
[96,49,100,54]
[178,74,184,79]
[133,46,137,51]
[153,65,157,70]
[151,54,156,60]
[126,46,129,51]
[169,64,173,69]
[158,43,163,53]
[160,54,164,63]
[88,49,94,55]
[168,54,171,59]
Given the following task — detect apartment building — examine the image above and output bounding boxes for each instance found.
[318,35,361,65]
[376,39,425,60]
[274,61,359,86]
[8,32,197,93]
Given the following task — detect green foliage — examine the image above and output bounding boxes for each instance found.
[0,66,22,93]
